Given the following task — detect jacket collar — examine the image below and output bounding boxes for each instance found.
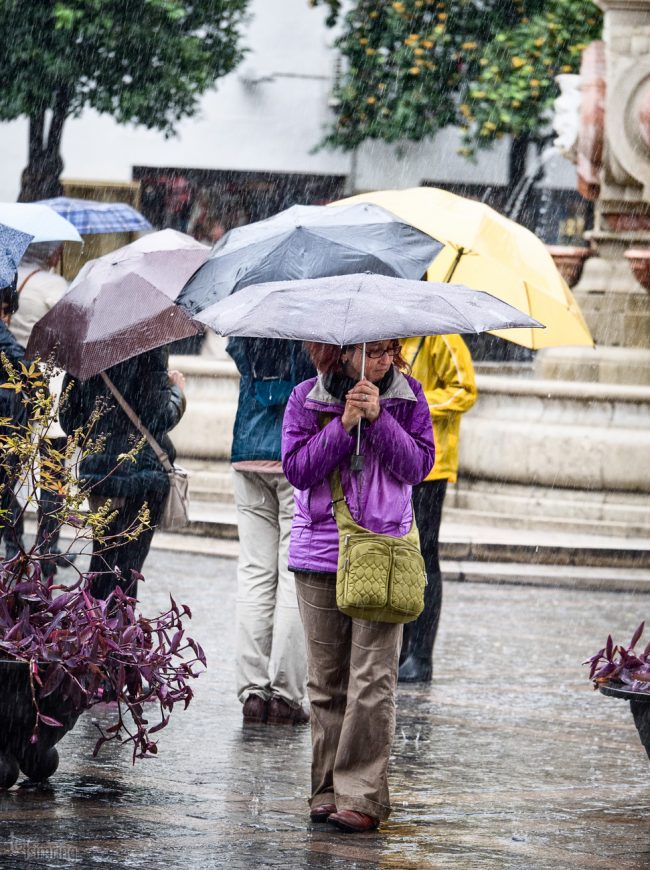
[306,367,416,406]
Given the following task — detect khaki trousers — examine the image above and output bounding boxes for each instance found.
[234,470,306,706]
[295,571,402,822]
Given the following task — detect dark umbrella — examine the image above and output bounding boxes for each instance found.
[177,202,443,315]
[0,224,33,287]
[27,230,209,380]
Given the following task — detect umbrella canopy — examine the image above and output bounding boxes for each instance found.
[177,202,443,315]
[36,197,152,235]
[0,224,33,287]
[201,272,543,344]
[0,203,82,243]
[27,229,209,380]
[336,188,593,349]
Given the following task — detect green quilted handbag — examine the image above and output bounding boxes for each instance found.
[329,468,426,624]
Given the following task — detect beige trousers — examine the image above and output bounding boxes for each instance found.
[295,571,403,822]
[233,470,306,706]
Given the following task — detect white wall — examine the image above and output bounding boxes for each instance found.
[355,129,510,190]
[0,0,351,202]
[0,0,576,202]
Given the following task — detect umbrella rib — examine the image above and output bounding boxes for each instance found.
[341,281,359,346]
[523,280,535,350]
[431,289,486,334]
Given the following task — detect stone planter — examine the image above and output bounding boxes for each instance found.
[546,245,593,288]
[599,682,650,761]
[0,660,82,789]
[624,249,650,293]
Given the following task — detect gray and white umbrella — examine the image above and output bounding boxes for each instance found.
[202,272,544,343]
[204,271,543,468]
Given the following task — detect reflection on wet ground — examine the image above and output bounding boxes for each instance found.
[1,550,649,868]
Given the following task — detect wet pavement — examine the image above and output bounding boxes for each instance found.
[1,548,650,869]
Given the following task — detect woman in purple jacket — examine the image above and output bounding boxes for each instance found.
[281,338,435,834]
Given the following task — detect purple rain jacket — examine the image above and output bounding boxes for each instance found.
[282,369,435,574]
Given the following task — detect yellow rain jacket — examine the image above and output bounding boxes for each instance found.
[402,335,477,483]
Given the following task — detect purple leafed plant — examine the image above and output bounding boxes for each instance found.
[586,622,650,694]
[0,558,205,762]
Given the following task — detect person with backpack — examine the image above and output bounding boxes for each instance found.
[228,337,315,726]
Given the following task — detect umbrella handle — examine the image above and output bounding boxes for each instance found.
[351,343,366,473]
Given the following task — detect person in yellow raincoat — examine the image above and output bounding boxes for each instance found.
[398,334,477,683]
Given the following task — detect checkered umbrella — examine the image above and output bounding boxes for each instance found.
[36,197,152,235]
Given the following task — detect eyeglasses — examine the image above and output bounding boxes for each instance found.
[354,344,401,359]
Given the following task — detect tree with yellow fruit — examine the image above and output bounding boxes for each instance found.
[310,0,601,194]
[461,0,600,167]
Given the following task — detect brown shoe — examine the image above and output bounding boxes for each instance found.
[309,803,337,823]
[242,694,268,724]
[328,810,379,833]
[267,696,310,725]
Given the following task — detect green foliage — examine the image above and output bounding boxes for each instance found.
[0,0,249,135]
[315,0,600,156]
[309,0,342,28]
[460,0,601,155]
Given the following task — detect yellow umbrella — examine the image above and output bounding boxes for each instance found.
[335,187,593,349]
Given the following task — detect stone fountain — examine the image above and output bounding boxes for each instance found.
[167,0,650,544]
[540,0,650,383]
[450,0,650,538]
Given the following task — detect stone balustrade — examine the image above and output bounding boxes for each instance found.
[169,355,239,460]
[170,356,650,499]
[460,373,650,493]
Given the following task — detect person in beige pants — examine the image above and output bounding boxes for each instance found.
[227,336,314,726]
[233,469,308,723]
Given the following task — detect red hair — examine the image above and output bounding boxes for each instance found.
[304,341,409,374]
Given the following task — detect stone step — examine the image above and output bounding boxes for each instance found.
[40,522,650,592]
[182,499,650,569]
[442,505,650,540]
[442,560,650,593]
[182,461,650,538]
[451,478,650,537]
[147,536,650,594]
[185,460,235,503]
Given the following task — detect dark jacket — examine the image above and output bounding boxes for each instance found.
[0,321,26,427]
[60,347,185,498]
[227,338,315,463]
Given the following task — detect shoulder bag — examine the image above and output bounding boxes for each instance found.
[329,467,426,624]
[101,372,190,531]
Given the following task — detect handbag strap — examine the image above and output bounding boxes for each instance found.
[100,372,174,475]
[328,467,349,519]
[18,268,42,293]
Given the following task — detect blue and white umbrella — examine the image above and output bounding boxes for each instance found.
[37,197,152,235]
[0,223,33,287]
